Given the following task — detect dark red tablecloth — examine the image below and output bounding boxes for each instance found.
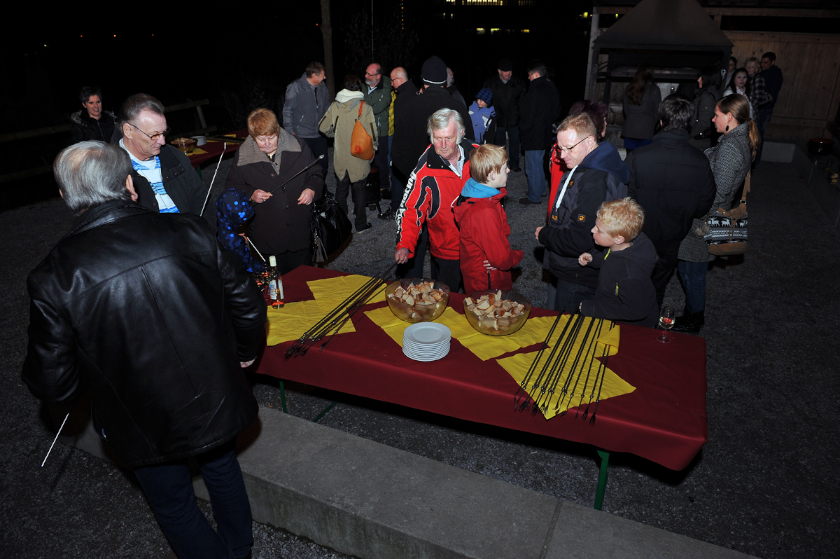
[255,266,708,471]
[186,130,248,169]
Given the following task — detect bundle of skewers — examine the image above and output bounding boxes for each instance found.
[284,262,397,358]
[514,313,616,425]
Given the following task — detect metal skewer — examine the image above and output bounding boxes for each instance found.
[268,155,325,195]
[199,142,227,217]
[41,412,70,467]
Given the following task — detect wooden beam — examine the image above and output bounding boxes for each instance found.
[0,124,71,142]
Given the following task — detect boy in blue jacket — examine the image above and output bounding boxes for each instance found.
[577,198,659,327]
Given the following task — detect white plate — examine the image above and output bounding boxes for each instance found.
[404,344,450,362]
[404,322,451,345]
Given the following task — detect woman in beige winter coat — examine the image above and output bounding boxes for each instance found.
[319,75,378,232]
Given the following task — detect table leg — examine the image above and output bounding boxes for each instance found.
[313,402,338,423]
[594,449,610,510]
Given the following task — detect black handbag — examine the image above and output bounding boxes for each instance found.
[311,192,352,263]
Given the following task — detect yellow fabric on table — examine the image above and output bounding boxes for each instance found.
[266,275,386,346]
[497,316,633,419]
[187,148,207,155]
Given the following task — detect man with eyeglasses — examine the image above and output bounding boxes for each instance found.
[536,112,629,313]
[118,93,207,215]
[363,62,393,202]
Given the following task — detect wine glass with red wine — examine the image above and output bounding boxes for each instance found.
[658,304,675,343]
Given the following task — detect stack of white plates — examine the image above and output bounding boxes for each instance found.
[403,322,451,362]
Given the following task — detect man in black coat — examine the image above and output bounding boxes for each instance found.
[23,141,265,559]
[626,95,716,305]
[519,59,561,205]
[117,93,208,215]
[484,57,527,172]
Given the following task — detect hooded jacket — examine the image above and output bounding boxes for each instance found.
[225,129,324,255]
[468,101,496,145]
[22,200,265,467]
[538,141,629,288]
[580,232,659,328]
[453,180,523,294]
[319,89,378,182]
[396,138,477,261]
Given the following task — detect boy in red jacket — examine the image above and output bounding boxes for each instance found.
[453,145,524,295]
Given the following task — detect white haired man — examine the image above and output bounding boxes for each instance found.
[23,141,265,559]
[395,109,479,291]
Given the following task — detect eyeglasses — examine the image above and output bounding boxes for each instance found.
[555,135,591,156]
[128,122,169,141]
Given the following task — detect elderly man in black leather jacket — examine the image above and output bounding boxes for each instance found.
[22,141,265,559]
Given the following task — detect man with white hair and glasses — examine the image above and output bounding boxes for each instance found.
[395,108,479,291]
[536,112,629,313]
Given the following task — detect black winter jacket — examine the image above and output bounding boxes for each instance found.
[70,110,117,143]
[225,130,324,255]
[391,86,473,179]
[580,232,659,328]
[131,144,208,216]
[519,76,561,150]
[626,129,716,264]
[22,201,265,468]
[539,142,629,288]
[483,74,527,127]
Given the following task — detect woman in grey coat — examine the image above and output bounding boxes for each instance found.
[622,65,661,152]
[675,94,760,332]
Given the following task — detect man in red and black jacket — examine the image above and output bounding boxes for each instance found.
[395,109,478,292]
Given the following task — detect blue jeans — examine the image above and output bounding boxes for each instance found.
[525,149,547,202]
[494,125,521,169]
[676,260,708,315]
[553,276,595,314]
[134,441,252,559]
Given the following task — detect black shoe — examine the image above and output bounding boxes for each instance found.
[672,311,704,333]
[519,197,540,205]
[356,223,372,233]
[378,208,395,220]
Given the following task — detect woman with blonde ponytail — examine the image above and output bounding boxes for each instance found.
[673,94,758,332]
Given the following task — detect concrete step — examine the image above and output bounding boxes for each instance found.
[192,407,755,559]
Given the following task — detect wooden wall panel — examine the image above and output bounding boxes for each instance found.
[724,31,840,141]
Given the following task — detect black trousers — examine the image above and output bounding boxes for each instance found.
[431,255,462,294]
[651,256,676,307]
[336,171,369,230]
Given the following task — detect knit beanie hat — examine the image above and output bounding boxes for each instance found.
[497,57,513,72]
[422,56,448,86]
[476,88,493,105]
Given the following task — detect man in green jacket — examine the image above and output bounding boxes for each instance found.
[364,63,393,209]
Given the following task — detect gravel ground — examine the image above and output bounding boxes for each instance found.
[1,151,838,558]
